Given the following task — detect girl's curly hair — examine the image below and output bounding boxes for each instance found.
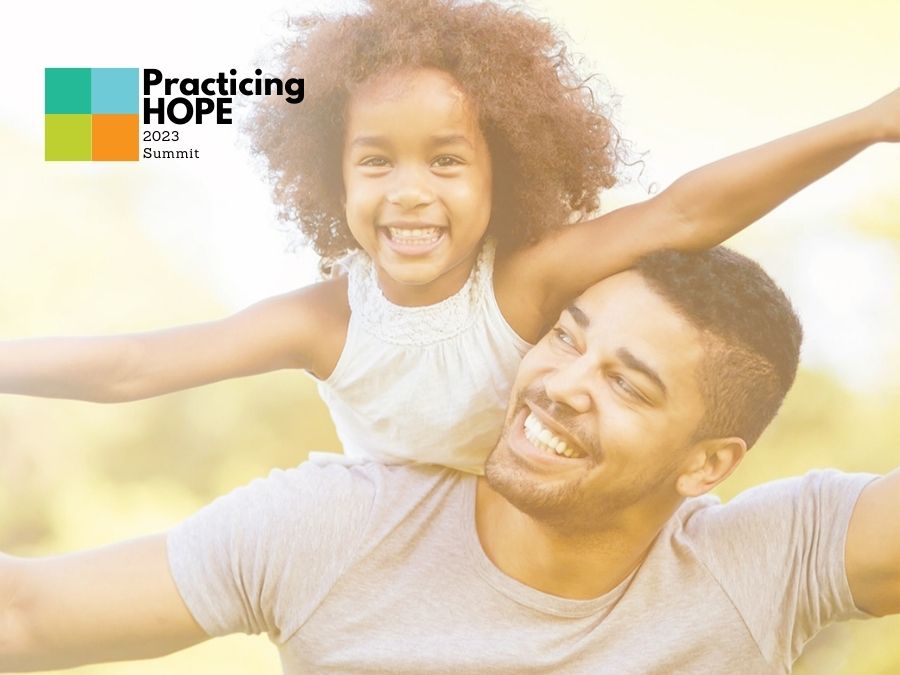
[248,0,622,265]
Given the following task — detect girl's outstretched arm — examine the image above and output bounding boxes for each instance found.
[499,87,900,336]
[0,276,349,402]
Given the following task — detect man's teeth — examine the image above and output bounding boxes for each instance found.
[387,227,442,244]
[523,412,586,459]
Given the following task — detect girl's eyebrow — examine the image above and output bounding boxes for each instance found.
[348,133,474,149]
[430,133,474,148]
[348,135,390,148]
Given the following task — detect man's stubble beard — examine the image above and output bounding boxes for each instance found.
[484,388,682,537]
[484,446,674,536]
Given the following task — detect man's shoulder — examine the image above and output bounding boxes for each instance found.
[167,461,468,641]
[654,470,879,668]
[668,468,866,521]
[173,461,469,571]
[675,469,875,522]
[292,459,466,488]
[270,459,460,484]
[658,469,878,577]
[271,460,471,517]
[269,462,476,568]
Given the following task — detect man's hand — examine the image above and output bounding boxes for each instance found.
[0,534,208,671]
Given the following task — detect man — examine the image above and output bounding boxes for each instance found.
[2,247,897,673]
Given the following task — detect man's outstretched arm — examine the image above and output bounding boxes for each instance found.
[846,468,900,616]
[0,534,208,671]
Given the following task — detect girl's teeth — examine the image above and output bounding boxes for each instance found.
[523,412,585,458]
[387,227,442,244]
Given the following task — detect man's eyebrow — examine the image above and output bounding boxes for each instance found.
[564,304,590,329]
[616,348,667,397]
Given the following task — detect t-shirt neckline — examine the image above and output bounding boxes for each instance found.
[460,476,637,619]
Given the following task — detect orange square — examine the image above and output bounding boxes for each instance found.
[92,114,138,161]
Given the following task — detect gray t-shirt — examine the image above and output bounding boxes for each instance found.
[167,463,876,674]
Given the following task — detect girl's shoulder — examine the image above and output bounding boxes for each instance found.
[492,238,553,344]
[273,276,350,380]
[307,276,351,379]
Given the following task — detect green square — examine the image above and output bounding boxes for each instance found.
[46,68,91,114]
[45,114,92,160]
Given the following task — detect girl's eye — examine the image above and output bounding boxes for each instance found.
[360,156,390,167]
[432,155,463,168]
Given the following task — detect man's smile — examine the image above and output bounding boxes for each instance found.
[523,410,587,459]
[507,405,597,472]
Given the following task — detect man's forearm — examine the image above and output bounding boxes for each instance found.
[663,91,895,250]
[0,554,34,671]
[846,468,900,617]
[0,537,209,671]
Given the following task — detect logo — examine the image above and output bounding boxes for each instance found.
[44,67,302,162]
[45,68,139,161]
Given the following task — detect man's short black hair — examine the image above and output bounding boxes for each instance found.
[635,247,803,448]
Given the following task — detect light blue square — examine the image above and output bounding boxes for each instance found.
[91,68,138,114]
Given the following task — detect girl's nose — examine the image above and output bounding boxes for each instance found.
[385,167,435,210]
[543,358,594,415]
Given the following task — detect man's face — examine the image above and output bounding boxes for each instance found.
[485,271,710,533]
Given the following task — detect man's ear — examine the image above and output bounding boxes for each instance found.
[676,437,747,498]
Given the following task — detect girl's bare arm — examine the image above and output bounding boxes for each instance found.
[0,276,349,402]
[498,87,900,339]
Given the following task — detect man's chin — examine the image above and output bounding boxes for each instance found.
[484,440,585,524]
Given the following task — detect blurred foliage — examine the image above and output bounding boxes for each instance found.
[851,193,900,243]
[1,129,899,673]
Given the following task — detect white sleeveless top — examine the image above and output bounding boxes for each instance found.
[315,240,532,474]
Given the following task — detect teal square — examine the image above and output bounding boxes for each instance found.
[45,68,91,114]
[91,68,139,114]
[45,114,92,161]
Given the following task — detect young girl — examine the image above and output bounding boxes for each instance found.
[2,0,897,472]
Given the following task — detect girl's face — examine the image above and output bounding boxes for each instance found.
[342,68,493,306]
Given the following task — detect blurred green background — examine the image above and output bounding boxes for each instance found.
[2,0,900,673]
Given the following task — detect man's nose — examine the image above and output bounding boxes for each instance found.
[543,358,594,415]
[385,166,435,210]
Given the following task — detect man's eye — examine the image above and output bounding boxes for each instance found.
[611,375,644,402]
[552,327,576,348]
[433,155,463,168]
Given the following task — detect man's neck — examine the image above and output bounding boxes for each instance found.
[474,478,679,600]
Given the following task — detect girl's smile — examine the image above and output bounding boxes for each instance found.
[342,67,493,307]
